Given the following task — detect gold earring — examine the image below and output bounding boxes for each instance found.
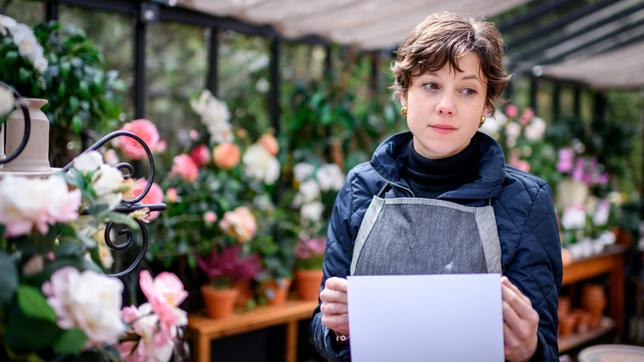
[479,115,486,127]
[401,106,408,117]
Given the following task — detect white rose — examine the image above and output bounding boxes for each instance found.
[301,201,324,223]
[92,164,125,208]
[0,175,80,236]
[42,267,125,344]
[293,162,314,182]
[299,179,320,203]
[479,116,501,138]
[592,200,610,226]
[316,163,344,191]
[0,85,15,115]
[242,144,280,184]
[73,151,104,173]
[0,14,16,35]
[525,117,546,141]
[505,122,521,146]
[493,110,508,126]
[561,207,586,230]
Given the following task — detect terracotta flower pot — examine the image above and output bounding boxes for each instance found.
[558,296,571,320]
[295,269,323,301]
[201,285,238,319]
[559,314,577,337]
[581,284,606,328]
[261,277,292,306]
[233,279,253,307]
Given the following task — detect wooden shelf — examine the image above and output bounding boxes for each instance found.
[559,317,614,352]
[188,299,318,362]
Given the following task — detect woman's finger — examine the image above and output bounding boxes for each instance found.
[321,302,348,315]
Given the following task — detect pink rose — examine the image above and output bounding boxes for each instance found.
[139,270,188,336]
[219,206,257,242]
[509,154,531,172]
[165,187,179,203]
[171,154,199,182]
[117,119,166,160]
[203,211,217,225]
[519,108,534,126]
[189,129,199,141]
[258,133,279,156]
[505,105,518,118]
[189,144,210,168]
[213,143,241,169]
[131,179,163,221]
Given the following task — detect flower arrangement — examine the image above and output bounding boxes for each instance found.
[294,235,326,270]
[0,145,187,360]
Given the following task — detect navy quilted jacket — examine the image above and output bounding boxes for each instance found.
[311,131,562,361]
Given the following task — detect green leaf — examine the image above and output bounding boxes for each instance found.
[53,328,87,354]
[107,211,138,229]
[5,302,61,351]
[17,285,56,322]
[71,114,82,133]
[0,251,18,304]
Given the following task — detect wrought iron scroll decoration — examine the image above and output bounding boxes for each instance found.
[1,81,166,278]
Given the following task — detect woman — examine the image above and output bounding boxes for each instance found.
[311,12,562,362]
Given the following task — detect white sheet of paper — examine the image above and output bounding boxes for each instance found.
[347,274,504,362]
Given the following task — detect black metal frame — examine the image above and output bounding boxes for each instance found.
[0,81,166,278]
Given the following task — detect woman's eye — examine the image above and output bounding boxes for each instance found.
[423,82,439,91]
[461,88,477,95]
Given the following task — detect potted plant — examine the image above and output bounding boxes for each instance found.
[196,244,262,319]
[293,235,326,300]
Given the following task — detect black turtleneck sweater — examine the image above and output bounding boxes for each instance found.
[404,137,480,198]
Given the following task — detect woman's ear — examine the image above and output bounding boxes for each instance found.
[399,92,408,107]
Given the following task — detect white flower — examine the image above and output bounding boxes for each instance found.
[0,14,17,36]
[316,163,344,191]
[493,110,508,126]
[253,194,274,211]
[73,151,104,173]
[92,164,125,208]
[293,162,314,182]
[120,303,174,362]
[242,144,280,184]
[42,267,125,344]
[592,200,610,226]
[256,78,269,93]
[94,227,113,269]
[0,175,81,237]
[561,207,586,230]
[190,90,233,144]
[10,23,48,73]
[299,179,320,203]
[103,149,119,166]
[301,201,324,222]
[505,122,521,147]
[525,117,546,141]
[0,85,15,115]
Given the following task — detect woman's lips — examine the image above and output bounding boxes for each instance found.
[429,124,456,134]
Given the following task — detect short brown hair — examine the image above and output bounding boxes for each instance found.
[391,12,510,115]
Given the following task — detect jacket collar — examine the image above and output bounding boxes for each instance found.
[370,131,506,200]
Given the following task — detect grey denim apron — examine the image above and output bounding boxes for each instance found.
[350,186,502,276]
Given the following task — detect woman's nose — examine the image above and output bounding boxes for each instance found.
[436,94,455,116]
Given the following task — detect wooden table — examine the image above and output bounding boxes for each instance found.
[188,300,318,362]
[560,245,626,351]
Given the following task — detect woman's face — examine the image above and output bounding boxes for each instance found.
[401,52,488,159]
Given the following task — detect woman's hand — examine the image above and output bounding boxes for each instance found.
[320,277,350,336]
[501,276,539,362]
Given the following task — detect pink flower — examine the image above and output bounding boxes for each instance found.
[258,132,279,156]
[189,129,199,141]
[505,105,518,118]
[118,304,175,362]
[213,143,240,169]
[509,153,530,172]
[117,119,166,160]
[171,154,199,182]
[165,187,179,203]
[203,211,217,225]
[519,108,534,126]
[131,179,163,221]
[219,206,257,242]
[139,270,188,337]
[189,144,210,167]
[598,173,609,186]
[295,236,326,261]
[557,148,574,173]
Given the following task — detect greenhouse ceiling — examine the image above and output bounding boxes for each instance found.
[178,0,529,49]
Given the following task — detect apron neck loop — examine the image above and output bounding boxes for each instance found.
[377,183,391,197]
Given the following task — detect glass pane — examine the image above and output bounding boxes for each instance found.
[59,5,135,119]
[145,21,208,140]
[219,30,270,139]
[560,85,575,119]
[509,76,530,111]
[536,79,553,121]
[3,0,45,27]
